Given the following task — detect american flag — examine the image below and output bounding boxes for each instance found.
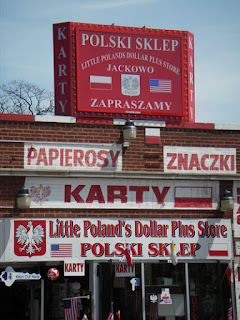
[63,298,78,320]
[107,302,114,320]
[150,79,172,93]
[51,244,72,257]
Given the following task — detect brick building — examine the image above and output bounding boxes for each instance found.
[0,113,239,320]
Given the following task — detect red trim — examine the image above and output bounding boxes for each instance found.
[166,121,215,130]
[209,250,228,256]
[0,114,35,122]
[76,118,113,125]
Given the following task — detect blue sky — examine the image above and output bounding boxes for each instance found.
[1,0,240,124]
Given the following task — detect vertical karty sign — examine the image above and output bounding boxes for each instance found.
[53,22,195,121]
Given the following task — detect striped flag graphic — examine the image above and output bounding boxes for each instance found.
[90,75,112,90]
[150,79,172,93]
[174,186,212,208]
[51,244,72,257]
[63,298,78,320]
[208,243,228,257]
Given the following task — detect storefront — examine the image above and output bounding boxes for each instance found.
[0,19,239,317]
[0,216,234,320]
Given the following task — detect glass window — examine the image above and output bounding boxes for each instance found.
[189,263,231,320]
[145,262,186,320]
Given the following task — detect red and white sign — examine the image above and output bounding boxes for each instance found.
[14,220,46,257]
[25,177,219,210]
[53,22,195,121]
[164,146,236,174]
[0,218,233,263]
[24,142,122,171]
[64,260,85,276]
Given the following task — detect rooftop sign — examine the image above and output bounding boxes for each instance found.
[53,22,195,121]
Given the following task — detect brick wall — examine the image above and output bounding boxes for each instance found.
[0,117,239,220]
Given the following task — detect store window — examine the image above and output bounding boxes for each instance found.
[99,262,142,320]
[145,262,232,320]
[145,262,186,320]
[189,263,231,320]
[45,263,90,320]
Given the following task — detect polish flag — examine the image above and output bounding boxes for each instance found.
[208,243,228,257]
[174,186,212,208]
[90,75,112,90]
[145,128,161,144]
[124,244,133,266]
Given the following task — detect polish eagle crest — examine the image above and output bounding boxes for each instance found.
[16,221,45,255]
[30,184,51,205]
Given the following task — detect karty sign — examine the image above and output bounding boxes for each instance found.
[25,177,219,210]
[0,218,233,263]
[53,22,195,121]
[115,263,135,277]
[24,142,122,171]
[164,146,236,174]
[64,260,85,276]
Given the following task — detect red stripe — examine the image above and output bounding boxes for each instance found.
[90,83,112,90]
[0,113,35,122]
[145,136,160,144]
[209,250,228,256]
[174,197,212,208]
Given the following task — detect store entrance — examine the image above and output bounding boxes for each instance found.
[99,262,142,320]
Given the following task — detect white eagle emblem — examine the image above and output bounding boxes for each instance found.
[30,184,51,205]
[16,221,45,255]
[121,74,140,96]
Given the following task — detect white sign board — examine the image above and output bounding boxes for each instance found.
[64,260,85,276]
[25,177,219,210]
[0,218,233,263]
[24,142,122,171]
[164,146,236,174]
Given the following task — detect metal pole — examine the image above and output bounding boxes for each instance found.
[185,263,190,320]
[141,262,146,320]
[90,262,100,320]
[231,259,237,320]
[40,278,44,320]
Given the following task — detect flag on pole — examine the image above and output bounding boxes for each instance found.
[168,241,178,266]
[226,262,233,286]
[124,244,133,266]
[116,310,120,320]
[63,298,78,320]
[107,302,114,320]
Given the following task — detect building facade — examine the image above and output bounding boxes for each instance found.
[0,114,239,320]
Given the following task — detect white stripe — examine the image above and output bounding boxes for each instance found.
[208,243,228,251]
[90,75,112,84]
[175,187,212,198]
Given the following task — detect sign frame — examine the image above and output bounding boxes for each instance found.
[53,22,195,122]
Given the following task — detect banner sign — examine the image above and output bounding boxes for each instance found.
[24,142,122,171]
[0,218,232,263]
[164,146,236,174]
[53,22,195,121]
[25,177,219,210]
